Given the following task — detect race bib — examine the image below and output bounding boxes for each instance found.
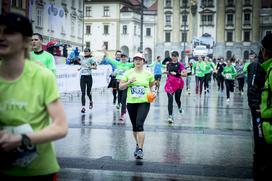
[225,73,231,79]
[131,86,145,98]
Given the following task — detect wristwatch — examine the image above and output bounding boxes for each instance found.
[21,134,32,147]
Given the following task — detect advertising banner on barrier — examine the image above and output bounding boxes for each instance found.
[56,65,112,93]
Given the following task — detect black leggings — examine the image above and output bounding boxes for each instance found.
[167,89,182,116]
[217,75,224,91]
[117,81,128,114]
[225,79,234,98]
[80,75,93,106]
[237,77,245,92]
[195,76,204,95]
[204,73,211,90]
[127,103,150,132]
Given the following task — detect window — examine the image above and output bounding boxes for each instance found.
[181,32,187,42]
[244,31,250,41]
[182,15,187,23]
[71,0,75,8]
[227,14,233,25]
[227,0,234,6]
[71,18,75,36]
[18,0,23,8]
[104,6,110,17]
[86,42,90,48]
[201,15,213,25]
[146,28,151,36]
[244,0,250,5]
[134,25,137,35]
[104,25,109,35]
[86,25,91,35]
[78,1,82,9]
[182,0,188,6]
[122,25,127,34]
[165,15,171,26]
[165,32,171,42]
[86,7,91,17]
[37,8,43,27]
[244,50,249,59]
[166,0,171,7]
[226,31,233,42]
[226,51,232,59]
[202,0,213,7]
[103,42,108,50]
[244,13,251,25]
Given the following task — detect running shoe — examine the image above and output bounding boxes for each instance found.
[81,107,86,113]
[89,101,93,109]
[135,149,144,159]
[134,144,139,157]
[179,107,184,114]
[168,115,173,123]
[116,104,120,109]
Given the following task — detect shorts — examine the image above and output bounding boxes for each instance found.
[154,75,162,81]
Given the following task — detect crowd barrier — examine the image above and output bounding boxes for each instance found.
[56,65,112,94]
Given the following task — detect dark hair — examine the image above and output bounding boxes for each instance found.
[32,33,43,41]
[171,51,179,57]
[115,50,121,55]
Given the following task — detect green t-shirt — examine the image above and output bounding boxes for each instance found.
[261,58,272,118]
[122,69,154,103]
[222,65,237,80]
[193,61,206,77]
[31,51,56,74]
[107,57,134,80]
[0,60,60,176]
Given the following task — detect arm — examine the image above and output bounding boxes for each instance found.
[0,99,68,151]
[119,77,136,90]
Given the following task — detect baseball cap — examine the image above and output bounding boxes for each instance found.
[261,33,272,52]
[133,52,144,59]
[0,13,33,37]
[84,47,91,52]
[120,52,127,57]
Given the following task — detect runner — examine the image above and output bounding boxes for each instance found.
[0,12,67,180]
[216,57,226,94]
[79,48,97,113]
[164,51,187,123]
[192,56,206,96]
[119,52,155,159]
[31,33,56,74]
[185,58,194,95]
[101,50,121,104]
[222,60,237,102]
[204,57,215,95]
[148,56,165,93]
[103,51,134,120]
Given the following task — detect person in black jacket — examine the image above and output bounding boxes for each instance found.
[247,50,267,181]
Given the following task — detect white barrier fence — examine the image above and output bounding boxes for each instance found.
[56,65,112,93]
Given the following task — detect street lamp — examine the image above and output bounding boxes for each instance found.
[183,0,188,58]
[200,4,205,36]
[139,0,144,53]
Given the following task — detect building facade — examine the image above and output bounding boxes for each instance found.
[84,0,157,63]
[29,0,84,52]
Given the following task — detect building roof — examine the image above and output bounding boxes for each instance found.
[148,0,157,11]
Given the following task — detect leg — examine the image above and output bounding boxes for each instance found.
[199,77,204,95]
[225,80,230,99]
[167,93,174,116]
[112,88,117,104]
[195,76,199,94]
[121,89,128,115]
[174,89,182,109]
[127,103,138,144]
[80,76,87,106]
[135,103,150,149]
[86,75,93,103]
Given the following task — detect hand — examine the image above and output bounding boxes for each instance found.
[170,71,177,75]
[128,77,136,84]
[0,131,22,152]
